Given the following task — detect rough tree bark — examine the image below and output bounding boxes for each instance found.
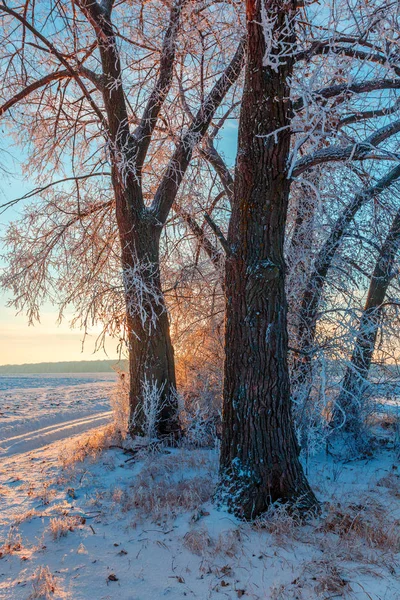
[286,177,319,343]
[334,209,400,431]
[119,216,179,437]
[217,0,317,519]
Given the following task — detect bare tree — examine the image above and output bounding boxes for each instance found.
[293,163,400,409]
[208,0,400,515]
[0,0,244,437]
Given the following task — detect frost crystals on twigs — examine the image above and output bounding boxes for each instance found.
[131,377,168,440]
[123,258,165,335]
[106,120,139,187]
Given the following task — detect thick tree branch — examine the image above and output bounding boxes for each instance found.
[298,162,400,350]
[198,104,238,203]
[293,79,400,113]
[0,66,106,117]
[151,36,245,224]
[0,2,108,129]
[296,41,398,75]
[100,0,115,18]
[203,212,229,255]
[0,173,112,213]
[292,119,400,177]
[76,0,143,215]
[0,71,69,116]
[174,203,224,275]
[199,140,234,204]
[337,99,400,129]
[132,0,188,174]
[74,0,111,41]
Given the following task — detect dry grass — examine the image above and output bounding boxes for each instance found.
[111,449,217,523]
[122,473,213,522]
[303,560,351,598]
[250,483,399,565]
[0,527,22,558]
[48,516,81,541]
[182,526,241,560]
[368,412,399,430]
[377,469,400,497]
[183,528,213,555]
[26,480,56,506]
[253,502,304,545]
[270,560,352,599]
[28,566,57,599]
[318,499,400,553]
[13,509,41,526]
[59,424,120,470]
[269,583,290,600]
[56,373,128,473]
[215,529,241,557]
[36,482,54,506]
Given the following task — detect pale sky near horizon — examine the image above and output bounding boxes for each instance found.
[0,174,122,365]
[0,123,238,366]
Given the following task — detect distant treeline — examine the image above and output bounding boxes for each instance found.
[0,359,127,374]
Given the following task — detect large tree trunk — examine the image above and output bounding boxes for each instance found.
[91,1,185,439]
[334,209,400,431]
[217,0,317,519]
[127,265,179,439]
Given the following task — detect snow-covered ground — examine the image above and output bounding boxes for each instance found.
[0,378,399,600]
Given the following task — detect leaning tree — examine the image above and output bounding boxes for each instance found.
[333,201,400,431]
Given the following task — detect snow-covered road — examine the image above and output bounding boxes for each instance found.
[0,410,112,457]
[0,373,114,457]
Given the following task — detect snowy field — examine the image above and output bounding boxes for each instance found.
[0,374,115,457]
[0,377,399,600]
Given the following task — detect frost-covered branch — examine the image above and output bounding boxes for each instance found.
[152,36,245,224]
[132,0,189,175]
[292,120,400,177]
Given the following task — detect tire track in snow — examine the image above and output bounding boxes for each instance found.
[0,411,112,457]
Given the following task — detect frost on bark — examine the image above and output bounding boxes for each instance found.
[217,0,317,519]
[119,220,179,438]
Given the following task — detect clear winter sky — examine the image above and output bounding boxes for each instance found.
[0,124,238,365]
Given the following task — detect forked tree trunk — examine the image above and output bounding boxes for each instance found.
[125,230,178,438]
[217,0,317,519]
[105,30,244,439]
[0,0,243,441]
[334,209,400,431]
